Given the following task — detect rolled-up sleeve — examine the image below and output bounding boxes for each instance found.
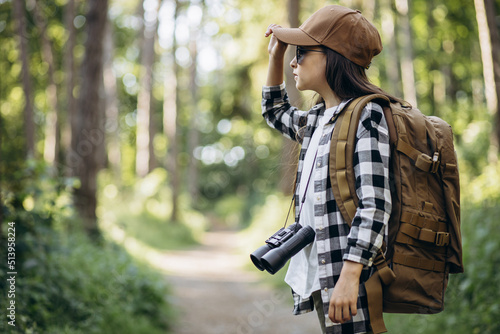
[343,102,392,266]
[262,83,308,141]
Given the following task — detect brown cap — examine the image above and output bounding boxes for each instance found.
[273,5,382,69]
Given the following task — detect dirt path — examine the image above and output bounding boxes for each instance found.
[159,229,321,334]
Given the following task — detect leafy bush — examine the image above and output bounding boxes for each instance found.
[0,163,173,334]
[0,225,172,334]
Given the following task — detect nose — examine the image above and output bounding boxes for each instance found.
[290,56,297,68]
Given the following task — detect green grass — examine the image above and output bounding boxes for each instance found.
[98,168,206,251]
[107,208,198,250]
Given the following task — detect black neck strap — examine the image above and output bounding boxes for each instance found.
[283,151,318,231]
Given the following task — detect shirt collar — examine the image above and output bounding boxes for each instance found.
[325,98,353,125]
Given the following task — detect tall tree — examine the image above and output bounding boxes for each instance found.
[186,39,200,203]
[103,14,121,177]
[33,1,60,167]
[187,2,205,203]
[486,0,500,155]
[475,0,500,157]
[63,0,77,175]
[163,0,181,222]
[0,88,3,236]
[380,0,402,98]
[73,0,108,240]
[136,0,160,177]
[280,0,301,195]
[395,0,417,106]
[12,0,35,158]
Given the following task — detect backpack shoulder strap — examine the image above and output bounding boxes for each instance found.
[329,94,394,334]
[329,94,391,226]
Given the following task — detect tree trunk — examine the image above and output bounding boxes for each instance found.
[136,0,160,177]
[103,14,121,177]
[163,61,180,222]
[187,54,200,203]
[280,0,301,195]
[74,0,108,240]
[187,43,200,203]
[33,1,60,167]
[0,98,3,236]
[475,0,500,158]
[187,4,204,204]
[63,0,77,176]
[163,0,181,222]
[475,0,498,114]
[12,0,35,158]
[485,0,500,156]
[395,0,418,106]
[380,0,402,98]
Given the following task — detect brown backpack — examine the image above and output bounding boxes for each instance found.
[329,94,463,334]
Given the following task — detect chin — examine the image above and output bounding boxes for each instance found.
[295,82,305,91]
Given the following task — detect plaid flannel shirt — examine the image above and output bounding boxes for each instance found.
[262,83,392,334]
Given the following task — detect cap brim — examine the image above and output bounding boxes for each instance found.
[272,27,320,46]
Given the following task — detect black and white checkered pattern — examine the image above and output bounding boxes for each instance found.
[262,83,392,334]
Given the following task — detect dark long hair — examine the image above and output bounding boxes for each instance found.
[322,46,404,104]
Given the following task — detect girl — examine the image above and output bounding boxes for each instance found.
[261,5,399,334]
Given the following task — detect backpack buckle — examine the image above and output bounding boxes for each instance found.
[372,252,386,267]
[430,152,440,173]
[435,232,450,246]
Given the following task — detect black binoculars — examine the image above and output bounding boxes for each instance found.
[250,223,315,275]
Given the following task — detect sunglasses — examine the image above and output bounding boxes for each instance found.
[296,46,325,65]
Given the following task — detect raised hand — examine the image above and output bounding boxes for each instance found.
[265,24,288,60]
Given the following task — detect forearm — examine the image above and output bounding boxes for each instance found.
[266,57,285,86]
[340,260,364,278]
[262,24,302,140]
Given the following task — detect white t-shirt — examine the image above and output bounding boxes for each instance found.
[285,105,339,298]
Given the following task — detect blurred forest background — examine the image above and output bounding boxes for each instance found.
[0,0,499,332]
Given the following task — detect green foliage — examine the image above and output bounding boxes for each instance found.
[458,120,492,177]
[0,228,172,334]
[0,160,76,246]
[98,169,206,250]
[0,164,172,334]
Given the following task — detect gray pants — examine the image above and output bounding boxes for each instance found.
[311,290,327,334]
